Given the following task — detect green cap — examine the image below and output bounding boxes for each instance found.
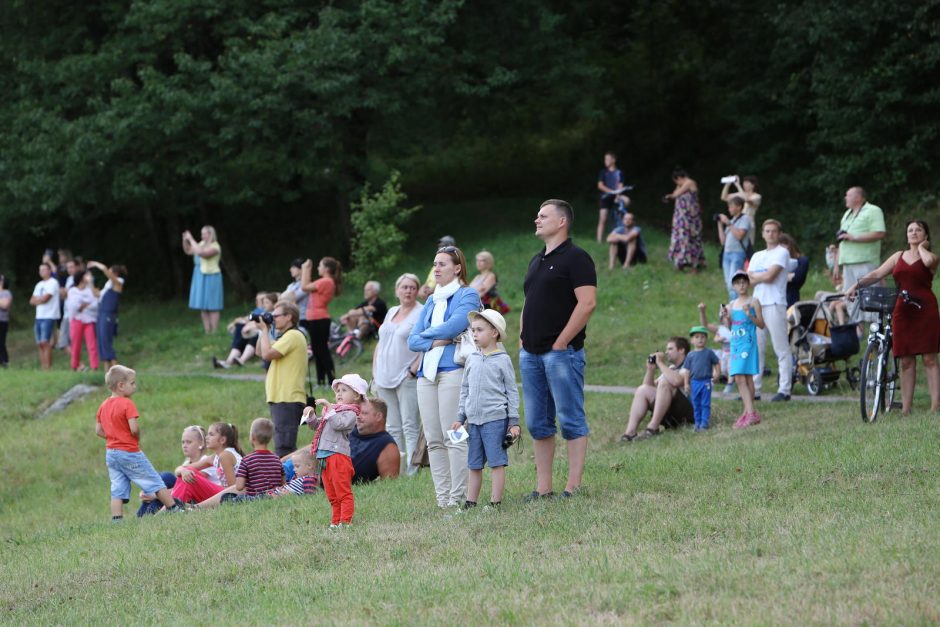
[689,326,709,337]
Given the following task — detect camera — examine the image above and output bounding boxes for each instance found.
[249,311,274,325]
[502,431,517,449]
[711,213,724,223]
[836,229,848,240]
[647,354,657,365]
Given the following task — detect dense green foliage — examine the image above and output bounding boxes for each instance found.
[2,1,939,293]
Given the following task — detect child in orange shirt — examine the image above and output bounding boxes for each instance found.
[95,365,182,520]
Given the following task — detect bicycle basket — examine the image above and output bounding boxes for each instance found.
[858,287,897,313]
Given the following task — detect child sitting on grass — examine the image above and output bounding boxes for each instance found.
[728,270,765,428]
[95,365,182,520]
[266,447,320,497]
[450,310,520,510]
[304,373,368,528]
[196,418,284,508]
[138,425,209,516]
[684,326,720,431]
[172,422,242,504]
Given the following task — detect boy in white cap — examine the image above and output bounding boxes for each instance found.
[451,310,520,509]
[303,372,368,527]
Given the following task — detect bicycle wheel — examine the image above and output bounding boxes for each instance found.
[859,342,884,423]
[334,337,363,364]
[883,354,900,413]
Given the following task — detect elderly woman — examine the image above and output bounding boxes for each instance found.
[373,273,424,475]
[846,220,939,413]
[183,225,223,333]
[408,246,481,507]
[469,250,510,313]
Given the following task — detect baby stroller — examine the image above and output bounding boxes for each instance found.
[786,295,860,395]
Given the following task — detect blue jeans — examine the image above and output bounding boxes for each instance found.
[467,419,510,470]
[105,449,166,500]
[97,313,118,361]
[519,347,589,441]
[722,250,746,301]
[690,378,713,428]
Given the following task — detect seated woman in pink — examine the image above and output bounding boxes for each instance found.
[172,422,242,504]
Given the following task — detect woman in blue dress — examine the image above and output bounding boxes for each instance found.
[182,225,223,333]
[728,270,764,429]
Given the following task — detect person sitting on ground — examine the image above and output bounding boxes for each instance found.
[172,422,242,504]
[349,397,401,482]
[469,250,510,313]
[138,425,208,516]
[213,291,278,369]
[339,280,387,339]
[264,447,320,497]
[196,418,284,508]
[606,212,648,270]
[418,235,456,300]
[620,336,692,441]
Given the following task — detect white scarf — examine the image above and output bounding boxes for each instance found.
[422,279,461,381]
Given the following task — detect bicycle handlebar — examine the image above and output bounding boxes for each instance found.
[900,290,923,310]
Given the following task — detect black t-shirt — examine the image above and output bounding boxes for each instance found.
[357,297,388,325]
[521,239,597,354]
[349,427,397,483]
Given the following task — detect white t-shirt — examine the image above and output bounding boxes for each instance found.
[32,278,61,320]
[750,246,790,306]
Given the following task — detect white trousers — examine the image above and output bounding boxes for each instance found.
[755,303,792,396]
[416,369,467,506]
[375,377,421,474]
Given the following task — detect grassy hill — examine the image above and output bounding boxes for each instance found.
[1,198,938,623]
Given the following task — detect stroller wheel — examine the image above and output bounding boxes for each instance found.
[806,369,823,396]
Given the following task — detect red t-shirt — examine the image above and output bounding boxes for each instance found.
[96,396,140,452]
[306,277,335,321]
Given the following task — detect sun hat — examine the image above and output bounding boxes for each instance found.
[731,270,749,283]
[689,325,710,337]
[468,309,507,341]
[331,373,369,398]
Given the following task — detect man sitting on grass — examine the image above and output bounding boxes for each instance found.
[620,336,692,441]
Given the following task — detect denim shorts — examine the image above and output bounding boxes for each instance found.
[467,419,509,470]
[34,318,56,344]
[105,449,166,500]
[519,346,589,440]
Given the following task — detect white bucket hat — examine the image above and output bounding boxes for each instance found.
[468,309,507,341]
[331,373,369,398]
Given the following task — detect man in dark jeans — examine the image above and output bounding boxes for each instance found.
[620,336,693,441]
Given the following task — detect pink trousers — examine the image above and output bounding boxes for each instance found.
[70,319,99,370]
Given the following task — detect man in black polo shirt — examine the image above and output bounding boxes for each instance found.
[520,199,597,500]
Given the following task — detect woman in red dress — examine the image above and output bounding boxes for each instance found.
[847,220,939,413]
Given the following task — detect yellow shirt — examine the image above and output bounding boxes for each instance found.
[199,241,222,274]
[265,328,307,403]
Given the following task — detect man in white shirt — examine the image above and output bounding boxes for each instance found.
[747,220,792,402]
[29,263,61,370]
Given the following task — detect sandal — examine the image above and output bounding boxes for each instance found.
[619,433,637,442]
[636,428,660,440]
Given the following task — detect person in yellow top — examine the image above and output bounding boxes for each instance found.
[256,301,308,457]
[182,225,223,333]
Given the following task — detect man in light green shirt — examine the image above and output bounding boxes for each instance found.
[834,186,886,324]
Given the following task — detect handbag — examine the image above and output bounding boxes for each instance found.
[452,327,476,365]
[412,430,430,467]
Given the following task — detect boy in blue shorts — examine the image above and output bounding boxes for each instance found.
[684,326,720,431]
[95,365,181,520]
[451,310,520,509]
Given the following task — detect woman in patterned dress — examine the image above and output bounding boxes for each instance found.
[664,168,705,271]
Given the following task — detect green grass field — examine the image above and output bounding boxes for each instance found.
[1,200,938,624]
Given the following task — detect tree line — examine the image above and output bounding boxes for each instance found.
[2,0,938,296]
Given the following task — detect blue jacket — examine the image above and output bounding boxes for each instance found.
[407,286,481,375]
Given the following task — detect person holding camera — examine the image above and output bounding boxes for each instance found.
[716,196,753,300]
[620,337,693,441]
[255,301,308,458]
[834,187,885,328]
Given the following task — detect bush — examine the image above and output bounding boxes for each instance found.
[348,171,420,285]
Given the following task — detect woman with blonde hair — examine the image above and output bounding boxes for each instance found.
[182,225,223,333]
[408,246,481,506]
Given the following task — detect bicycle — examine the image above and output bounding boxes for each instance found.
[327,322,364,364]
[856,286,921,422]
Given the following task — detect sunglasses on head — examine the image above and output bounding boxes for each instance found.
[437,246,458,253]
